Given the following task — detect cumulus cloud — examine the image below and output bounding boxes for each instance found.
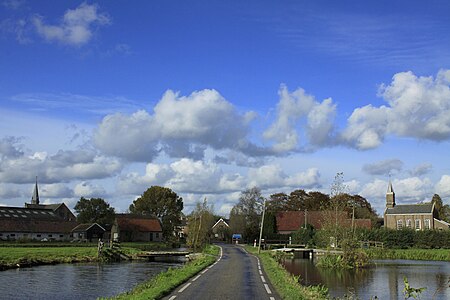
[74,181,107,198]
[409,163,432,176]
[435,175,450,198]
[248,165,321,189]
[117,158,246,195]
[32,3,110,46]
[263,85,336,152]
[362,159,403,175]
[0,148,122,184]
[40,183,73,198]
[94,89,263,162]
[0,136,24,159]
[342,70,450,149]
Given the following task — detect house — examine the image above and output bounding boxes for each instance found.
[0,206,78,241]
[276,210,372,235]
[111,214,163,242]
[211,218,230,240]
[384,181,450,230]
[0,179,78,241]
[71,223,106,242]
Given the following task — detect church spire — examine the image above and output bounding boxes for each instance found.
[31,176,39,205]
[386,179,395,208]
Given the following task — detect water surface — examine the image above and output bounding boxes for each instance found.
[282,258,450,299]
[0,261,180,300]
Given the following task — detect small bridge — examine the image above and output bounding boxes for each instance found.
[137,251,190,261]
[273,248,343,259]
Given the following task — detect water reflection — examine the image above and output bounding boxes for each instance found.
[281,258,450,299]
[0,261,181,300]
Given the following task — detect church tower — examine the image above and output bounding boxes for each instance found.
[386,180,395,208]
[31,176,39,205]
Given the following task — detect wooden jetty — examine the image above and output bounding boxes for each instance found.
[137,251,190,261]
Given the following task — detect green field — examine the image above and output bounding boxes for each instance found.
[365,248,450,261]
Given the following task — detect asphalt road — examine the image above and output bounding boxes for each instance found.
[163,244,280,300]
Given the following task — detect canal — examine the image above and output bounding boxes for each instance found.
[0,261,181,299]
[281,258,450,299]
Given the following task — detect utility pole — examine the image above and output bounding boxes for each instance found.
[258,198,266,254]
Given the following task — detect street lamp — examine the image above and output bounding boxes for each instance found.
[258,198,266,254]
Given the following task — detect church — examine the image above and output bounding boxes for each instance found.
[384,181,450,230]
[0,178,78,241]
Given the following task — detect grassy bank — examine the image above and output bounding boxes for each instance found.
[0,246,99,269]
[105,244,219,300]
[365,248,450,261]
[245,246,328,300]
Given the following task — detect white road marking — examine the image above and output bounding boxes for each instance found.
[201,269,208,274]
[168,296,177,300]
[260,275,266,283]
[259,269,263,275]
[270,297,275,300]
[178,282,191,293]
[192,274,201,282]
[264,283,272,294]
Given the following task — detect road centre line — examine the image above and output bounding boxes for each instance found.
[168,296,176,300]
[259,269,263,275]
[270,297,275,300]
[192,274,201,281]
[260,275,266,283]
[178,282,191,293]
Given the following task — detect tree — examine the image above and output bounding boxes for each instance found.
[432,194,450,222]
[74,197,116,227]
[129,186,183,240]
[229,187,265,243]
[186,198,215,252]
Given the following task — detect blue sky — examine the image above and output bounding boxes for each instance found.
[1,0,450,216]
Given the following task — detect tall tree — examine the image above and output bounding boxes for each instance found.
[186,198,215,252]
[74,197,116,227]
[129,186,183,240]
[432,194,450,222]
[229,187,265,242]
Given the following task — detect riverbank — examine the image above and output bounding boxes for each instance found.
[0,242,167,271]
[244,246,328,300]
[364,248,450,261]
[105,244,219,300]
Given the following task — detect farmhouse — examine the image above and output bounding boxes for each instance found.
[384,181,450,230]
[71,223,106,242]
[111,214,163,242]
[211,218,230,240]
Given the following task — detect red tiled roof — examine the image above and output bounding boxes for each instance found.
[116,215,162,232]
[276,210,371,232]
[0,218,78,233]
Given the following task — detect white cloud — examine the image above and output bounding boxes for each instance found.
[74,181,106,198]
[248,164,320,189]
[32,3,110,46]
[362,159,403,175]
[435,175,450,198]
[263,85,336,152]
[40,183,73,198]
[0,148,122,184]
[94,89,261,162]
[0,183,22,198]
[409,163,432,176]
[342,70,450,149]
[117,158,245,195]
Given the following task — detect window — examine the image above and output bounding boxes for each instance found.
[37,234,41,237]
[59,235,64,238]
[48,234,53,237]
[424,219,430,230]
[406,219,412,228]
[10,234,15,237]
[415,219,421,230]
[156,233,159,238]
[397,219,403,230]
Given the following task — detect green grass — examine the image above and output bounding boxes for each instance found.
[365,248,450,261]
[245,246,328,300]
[0,246,99,267]
[105,244,220,300]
